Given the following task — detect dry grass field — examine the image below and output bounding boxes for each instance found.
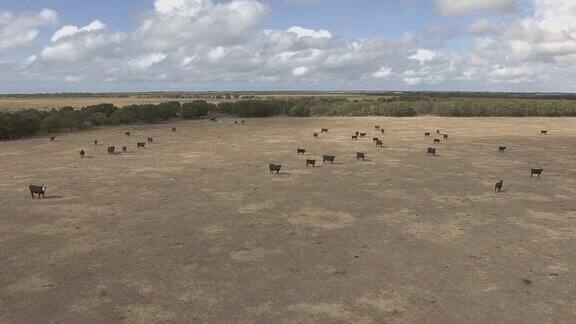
[0,97,209,110]
[1,117,575,323]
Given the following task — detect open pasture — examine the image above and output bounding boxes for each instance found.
[1,117,575,322]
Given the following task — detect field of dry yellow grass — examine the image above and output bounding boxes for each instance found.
[1,117,575,322]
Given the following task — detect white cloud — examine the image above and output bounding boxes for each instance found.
[287,26,332,39]
[373,66,392,79]
[436,0,519,16]
[409,49,438,63]
[292,66,309,76]
[128,52,167,70]
[0,9,57,52]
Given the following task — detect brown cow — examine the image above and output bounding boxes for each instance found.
[499,146,507,152]
[29,185,46,199]
[323,155,336,164]
[425,132,431,137]
[541,130,548,135]
[313,133,319,138]
[531,169,544,178]
[356,152,366,161]
[434,139,441,143]
[107,146,115,154]
[427,147,437,156]
[137,142,146,149]
[297,148,306,155]
[306,159,316,167]
[443,134,448,140]
[269,164,282,174]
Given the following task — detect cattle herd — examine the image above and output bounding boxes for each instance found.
[29,120,548,198]
[267,125,549,194]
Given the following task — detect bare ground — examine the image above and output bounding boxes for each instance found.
[1,117,575,323]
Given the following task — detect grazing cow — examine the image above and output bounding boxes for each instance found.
[427,147,437,156]
[541,130,548,135]
[125,132,131,136]
[137,142,146,149]
[375,126,380,130]
[495,180,504,193]
[306,159,316,167]
[531,169,544,178]
[356,152,366,161]
[297,148,306,155]
[372,137,379,142]
[323,155,336,164]
[107,146,115,154]
[50,136,56,142]
[211,118,217,122]
[352,135,358,140]
[425,132,431,137]
[79,149,85,158]
[443,134,449,140]
[172,127,176,132]
[94,140,98,146]
[499,146,507,152]
[269,164,282,174]
[122,146,127,153]
[29,185,46,199]
[381,129,385,134]
[147,137,154,143]
[355,131,360,136]
[376,140,383,147]
[434,139,441,143]
[360,133,367,137]
[321,128,329,133]
[436,129,441,134]
[313,133,319,138]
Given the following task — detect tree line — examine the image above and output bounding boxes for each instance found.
[1,98,575,140]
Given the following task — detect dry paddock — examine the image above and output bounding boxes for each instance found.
[1,117,575,323]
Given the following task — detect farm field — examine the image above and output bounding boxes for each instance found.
[1,117,575,322]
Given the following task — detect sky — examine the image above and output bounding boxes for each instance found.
[0,0,575,93]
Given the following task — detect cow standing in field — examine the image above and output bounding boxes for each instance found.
[321,128,329,133]
[425,132,431,137]
[427,147,437,156]
[172,127,176,132]
[79,149,85,158]
[50,136,56,142]
[443,134,449,140]
[313,133,319,138]
[372,137,379,142]
[360,133,367,137]
[541,130,548,135]
[495,180,504,193]
[306,159,316,167]
[531,169,544,178]
[211,118,217,122]
[355,131,360,136]
[356,152,366,161]
[122,146,128,153]
[323,155,336,164]
[125,132,131,136]
[436,129,441,134]
[297,148,306,155]
[147,137,154,143]
[269,164,282,174]
[381,129,385,134]
[107,146,115,154]
[352,135,358,140]
[94,140,98,146]
[375,126,380,130]
[29,185,46,199]
[376,140,383,147]
[137,142,146,149]
[434,139,441,144]
[499,146,507,152]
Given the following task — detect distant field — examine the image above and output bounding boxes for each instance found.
[1,117,575,322]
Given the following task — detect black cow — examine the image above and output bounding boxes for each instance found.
[323,155,336,164]
[137,142,146,149]
[122,146,128,153]
[313,133,319,138]
[172,127,176,132]
[235,121,238,124]
[211,118,217,122]
[355,131,360,136]
[147,137,154,143]
[352,135,358,140]
[50,136,56,142]
[297,148,306,155]
[427,147,437,156]
[443,134,449,140]
[356,152,366,161]
[107,146,115,154]
[125,132,131,137]
[372,137,379,142]
[375,126,380,130]
[376,140,383,147]
[495,180,504,193]
[29,185,46,199]
[321,128,329,133]
[531,169,544,178]
[94,140,98,146]
[241,120,245,124]
[359,133,367,137]
[541,130,548,135]
[79,149,85,158]
[381,129,385,134]
[425,132,431,137]
[269,164,282,174]
[499,146,507,152]
[434,139,441,143]
[306,159,316,167]
[436,129,441,134]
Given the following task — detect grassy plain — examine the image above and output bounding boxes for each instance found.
[1,117,575,322]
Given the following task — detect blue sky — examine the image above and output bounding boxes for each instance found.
[1,0,575,93]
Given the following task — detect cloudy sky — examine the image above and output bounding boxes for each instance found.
[1,0,575,93]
